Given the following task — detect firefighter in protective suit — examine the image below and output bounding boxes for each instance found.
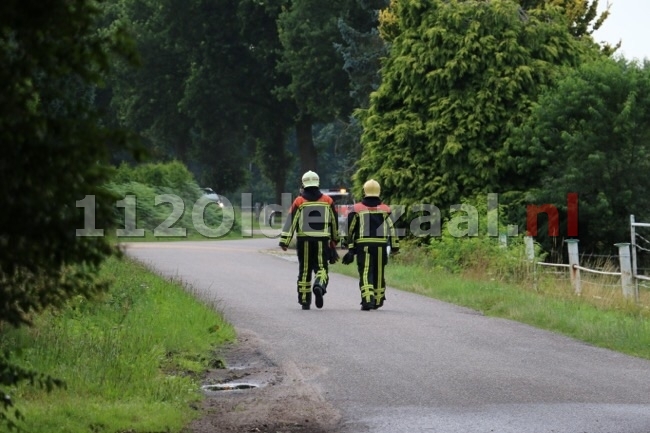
[342,179,399,310]
[279,171,339,310]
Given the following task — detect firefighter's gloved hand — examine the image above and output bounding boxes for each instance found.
[329,248,340,264]
[342,251,355,265]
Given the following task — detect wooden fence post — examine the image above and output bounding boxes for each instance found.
[525,236,537,291]
[565,239,581,295]
[615,242,635,300]
[524,236,535,261]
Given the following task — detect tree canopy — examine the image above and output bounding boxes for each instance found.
[355,0,591,210]
[109,0,256,192]
[511,57,650,252]
[380,0,614,44]
[520,0,610,37]
[276,0,363,173]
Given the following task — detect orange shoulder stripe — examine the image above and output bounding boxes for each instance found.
[291,196,307,212]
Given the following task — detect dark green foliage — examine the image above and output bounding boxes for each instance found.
[276,0,366,174]
[107,0,193,161]
[337,23,385,108]
[355,0,588,209]
[0,0,136,425]
[276,0,355,121]
[110,0,252,193]
[108,0,370,199]
[113,161,195,190]
[510,57,650,253]
[177,0,253,191]
[107,161,238,236]
[314,119,365,187]
[109,0,299,198]
[336,0,389,108]
[237,0,296,203]
[330,0,389,185]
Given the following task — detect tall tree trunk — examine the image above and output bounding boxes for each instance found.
[296,116,317,174]
[274,176,286,205]
[272,126,288,204]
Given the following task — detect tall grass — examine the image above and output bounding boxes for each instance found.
[0,257,235,432]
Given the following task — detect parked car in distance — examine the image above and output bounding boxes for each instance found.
[202,187,224,208]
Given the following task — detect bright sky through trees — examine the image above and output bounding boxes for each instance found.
[594,0,650,61]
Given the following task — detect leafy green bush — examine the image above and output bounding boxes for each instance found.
[509,57,650,254]
[422,198,546,281]
[107,161,239,238]
[114,161,196,190]
[428,233,526,279]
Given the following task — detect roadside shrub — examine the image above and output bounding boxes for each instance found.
[114,161,195,191]
[106,161,238,237]
[418,197,546,282]
[428,234,535,280]
[107,181,169,230]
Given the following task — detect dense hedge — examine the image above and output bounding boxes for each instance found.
[106,161,239,238]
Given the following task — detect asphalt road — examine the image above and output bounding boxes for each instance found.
[124,237,650,433]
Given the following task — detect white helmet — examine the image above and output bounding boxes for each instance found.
[301,170,320,188]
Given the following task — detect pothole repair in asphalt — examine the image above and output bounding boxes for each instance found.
[200,336,279,394]
[202,382,259,392]
[189,331,341,433]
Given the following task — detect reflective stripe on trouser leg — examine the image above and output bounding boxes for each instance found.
[359,246,374,304]
[375,245,386,304]
[314,239,329,291]
[297,240,312,304]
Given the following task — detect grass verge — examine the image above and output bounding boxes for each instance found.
[331,247,650,360]
[0,256,235,433]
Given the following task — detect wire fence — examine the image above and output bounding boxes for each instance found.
[531,216,649,303]
[631,216,650,286]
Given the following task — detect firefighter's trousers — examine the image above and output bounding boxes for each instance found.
[355,244,388,308]
[295,237,330,306]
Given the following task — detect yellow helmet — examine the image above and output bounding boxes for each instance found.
[301,170,320,188]
[363,179,380,197]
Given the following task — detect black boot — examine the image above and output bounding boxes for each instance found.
[299,292,311,310]
[313,285,324,309]
[360,296,375,311]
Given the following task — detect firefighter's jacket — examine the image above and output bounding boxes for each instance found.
[347,197,399,252]
[279,187,340,247]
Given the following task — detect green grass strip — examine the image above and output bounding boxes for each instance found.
[332,259,650,360]
[1,257,235,433]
